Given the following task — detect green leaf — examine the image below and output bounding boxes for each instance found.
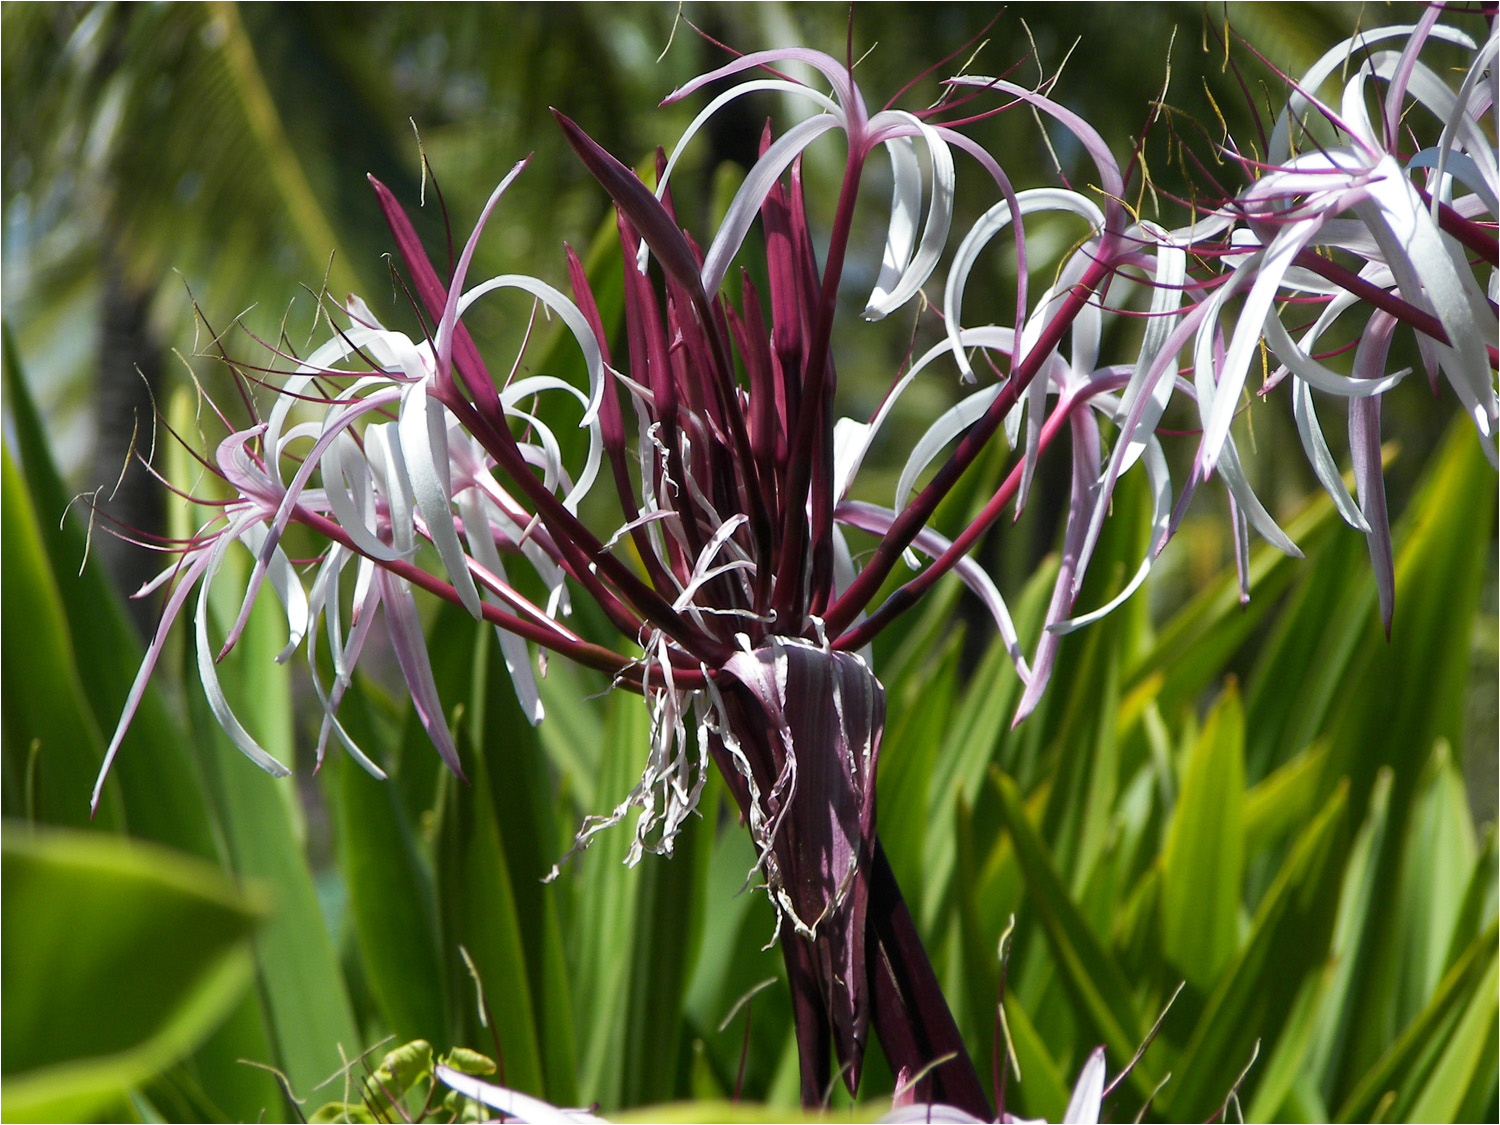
[999,993,1071,1124]
[878,628,962,913]
[1335,920,1499,1123]
[1299,769,1394,1099]
[1159,684,1245,988]
[0,450,123,829]
[1324,422,1496,1086]
[1124,485,1344,724]
[325,686,448,1049]
[471,621,579,1103]
[920,561,1056,931]
[1401,948,1498,1123]
[1389,742,1478,1030]
[195,584,361,1099]
[1243,740,1327,859]
[1,326,222,862]
[991,769,1151,1091]
[1443,825,1497,975]
[433,730,545,1096]
[0,827,263,1122]
[4,332,280,1120]
[1165,780,1349,1120]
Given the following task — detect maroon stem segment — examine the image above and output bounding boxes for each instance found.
[867,839,993,1120]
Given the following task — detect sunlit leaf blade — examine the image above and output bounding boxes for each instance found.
[0,828,263,1122]
[473,625,579,1104]
[1400,949,1498,1123]
[1124,488,1344,723]
[325,692,449,1049]
[1159,685,1245,989]
[0,451,123,830]
[991,770,1150,1092]
[1166,781,1349,1120]
[1243,740,1327,858]
[921,563,1056,932]
[2,326,223,860]
[877,629,962,916]
[194,586,361,1099]
[1323,421,1496,1087]
[1443,827,1497,976]
[1390,742,1478,1031]
[1335,920,1499,1123]
[432,653,546,1096]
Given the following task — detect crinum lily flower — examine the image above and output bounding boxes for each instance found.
[97,17,1496,1122]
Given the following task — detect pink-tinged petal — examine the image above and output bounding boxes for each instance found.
[1215,435,1303,559]
[1014,408,1101,725]
[1352,157,1497,455]
[837,500,1031,682]
[364,423,417,556]
[701,114,841,298]
[457,489,545,725]
[1351,394,1394,636]
[656,77,840,235]
[377,569,466,782]
[93,548,215,812]
[316,413,408,561]
[884,1106,987,1124]
[946,76,1125,204]
[1198,219,1323,477]
[861,113,955,321]
[398,381,484,619]
[459,275,608,438]
[194,518,293,779]
[895,384,1004,512]
[1268,25,1474,163]
[1351,311,1400,635]
[864,134,923,317]
[1381,7,1445,143]
[1425,34,1499,210]
[665,48,866,138]
[1229,494,1251,606]
[239,523,311,663]
[1263,310,1409,399]
[1063,1047,1107,1125]
[945,189,1103,382]
[303,547,387,779]
[1111,226,1185,476]
[1292,376,1370,532]
[435,157,529,386]
[1052,433,1172,634]
[369,174,497,409]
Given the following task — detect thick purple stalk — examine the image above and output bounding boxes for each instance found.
[867,840,993,1118]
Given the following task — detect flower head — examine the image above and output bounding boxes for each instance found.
[98,18,1496,1117]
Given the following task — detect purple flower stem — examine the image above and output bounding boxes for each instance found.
[825,249,1119,638]
[867,839,993,1120]
[1291,249,1500,367]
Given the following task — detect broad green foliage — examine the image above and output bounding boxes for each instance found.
[1,828,263,1122]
